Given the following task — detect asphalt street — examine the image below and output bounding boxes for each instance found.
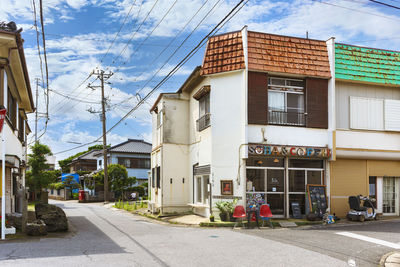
[0,200,398,267]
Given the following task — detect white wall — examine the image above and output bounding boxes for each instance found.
[248,125,331,147]
[210,70,246,200]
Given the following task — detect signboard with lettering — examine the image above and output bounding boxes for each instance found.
[307,184,327,218]
[291,202,302,219]
[248,144,331,158]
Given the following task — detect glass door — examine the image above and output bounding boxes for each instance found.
[266,169,285,216]
[383,177,399,215]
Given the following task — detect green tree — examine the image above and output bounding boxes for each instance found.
[93,164,136,200]
[27,142,52,198]
[62,176,81,199]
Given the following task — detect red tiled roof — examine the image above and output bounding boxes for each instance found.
[200,31,245,75]
[247,31,331,78]
[200,30,331,78]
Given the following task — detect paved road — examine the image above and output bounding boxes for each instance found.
[0,200,398,266]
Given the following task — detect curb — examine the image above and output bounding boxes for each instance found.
[380,251,400,267]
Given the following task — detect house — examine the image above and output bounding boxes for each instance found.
[149,27,334,218]
[330,42,400,217]
[45,155,56,170]
[66,149,100,173]
[95,139,151,185]
[0,22,34,215]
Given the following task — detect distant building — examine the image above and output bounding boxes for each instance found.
[95,139,151,185]
[45,155,56,171]
[0,22,35,214]
[66,149,100,173]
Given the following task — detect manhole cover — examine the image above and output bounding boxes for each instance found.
[209,235,219,238]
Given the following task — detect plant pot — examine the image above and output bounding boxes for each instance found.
[210,216,215,222]
[229,213,235,222]
[219,212,228,222]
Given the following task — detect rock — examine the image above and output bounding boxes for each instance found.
[26,220,47,236]
[6,213,22,230]
[27,211,36,223]
[35,203,68,232]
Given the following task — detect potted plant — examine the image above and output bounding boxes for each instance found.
[209,214,215,222]
[215,201,229,221]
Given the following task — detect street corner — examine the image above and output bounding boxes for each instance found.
[380,251,400,267]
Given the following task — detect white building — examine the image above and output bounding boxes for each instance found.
[0,22,34,214]
[149,28,334,218]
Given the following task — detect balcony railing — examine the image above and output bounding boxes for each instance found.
[196,113,211,132]
[268,110,306,126]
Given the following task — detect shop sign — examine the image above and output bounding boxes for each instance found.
[248,144,331,158]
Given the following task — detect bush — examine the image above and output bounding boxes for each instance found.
[72,192,79,200]
[132,186,145,196]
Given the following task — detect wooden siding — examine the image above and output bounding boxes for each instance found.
[306,78,328,129]
[248,72,268,125]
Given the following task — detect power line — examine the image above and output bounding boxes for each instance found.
[117,0,179,68]
[117,0,212,100]
[100,0,138,63]
[49,89,102,104]
[111,0,159,66]
[368,0,400,9]
[314,0,400,21]
[54,0,247,155]
[135,0,223,96]
[38,0,50,140]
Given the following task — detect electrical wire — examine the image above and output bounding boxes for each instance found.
[53,0,247,155]
[39,0,50,137]
[100,0,138,63]
[368,0,400,9]
[111,0,159,66]
[313,0,400,21]
[113,0,212,107]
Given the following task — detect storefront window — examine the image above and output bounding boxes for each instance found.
[246,157,284,167]
[195,175,209,204]
[369,176,377,208]
[246,169,265,191]
[307,171,322,185]
[267,169,284,192]
[267,194,285,215]
[289,170,305,192]
[289,159,323,168]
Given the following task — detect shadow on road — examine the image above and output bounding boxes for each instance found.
[0,216,126,260]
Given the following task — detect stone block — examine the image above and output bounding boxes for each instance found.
[26,220,47,236]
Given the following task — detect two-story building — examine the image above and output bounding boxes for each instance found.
[95,139,151,185]
[0,22,34,215]
[66,149,100,173]
[330,42,400,217]
[150,27,334,218]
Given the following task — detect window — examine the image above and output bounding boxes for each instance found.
[156,166,160,189]
[118,157,150,169]
[268,77,305,126]
[369,176,377,208]
[7,87,16,127]
[99,160,102,167]
[151,168,155,188]
[195,175,209,204]
[350,97,384,130]
[18,111,24,142]
[197,94,210,131]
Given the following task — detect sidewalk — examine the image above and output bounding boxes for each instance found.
[381,252,400,266]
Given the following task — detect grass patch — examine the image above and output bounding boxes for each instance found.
[113,200,148,212]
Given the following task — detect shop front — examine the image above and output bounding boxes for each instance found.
[330,158,400,217]
[246,144,331,218]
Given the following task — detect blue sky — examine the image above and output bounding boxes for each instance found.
[1,0,400,162]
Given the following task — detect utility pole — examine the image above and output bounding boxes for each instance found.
[88,69,113,203]
[35,78,39,143]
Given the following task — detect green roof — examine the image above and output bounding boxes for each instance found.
[335,43,400,85]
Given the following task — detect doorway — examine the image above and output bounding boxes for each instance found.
[382,177,399,216]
